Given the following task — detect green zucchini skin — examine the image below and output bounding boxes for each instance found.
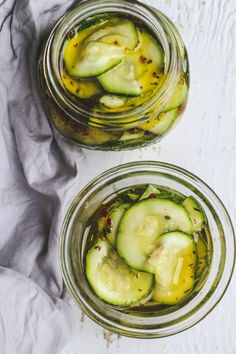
[183,196,206,232]
[86,238,154,306]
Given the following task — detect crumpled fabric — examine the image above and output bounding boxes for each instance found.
[0,0,88,353]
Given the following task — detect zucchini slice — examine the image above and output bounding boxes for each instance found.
[86,238,154,306]
[117,198,193,271]
[139,108,179,135]
[149,231,197,305]
[119,129,144,141]
[86,19,139,50]
[98,61,141,96]
[183,196,206,232]
[68,41,124,78]
[99,34,135,49]
[105,203,130,246]
[195,235,208,278]
[163,77,188,112]
[99,95,127,108]
[61,71,102,98]
[139,184,161,200]
[127,30,165,94]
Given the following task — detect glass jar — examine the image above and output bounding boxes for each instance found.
[60,161,235,338]
[38,0,189,151]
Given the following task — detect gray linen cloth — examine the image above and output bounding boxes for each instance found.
[0,0,88,353]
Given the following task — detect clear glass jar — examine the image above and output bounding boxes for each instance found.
[60,161,235,338]
[38,0,189,151]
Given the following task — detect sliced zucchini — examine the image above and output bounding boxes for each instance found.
[86,238,154,306]
[183,196,206,232]
[63,26,104,77]
[98,61,141,96]
[99,95,127,108]
[117,198,193,271]
[105,203,130,246]
[68,41,124,78]
[99,34,134,49]
[195,235,208,279]
[61,71,102,98]
[139,108,179,135]
[78,14,112,32]
[163,77,188,112]
[127,192,140,201]
[148,232,196,304]
[86,19,139,50]
[51,112,121,145]
[119,129,144,141]
[139,184,161,200]
[76,127,121,145]
[127,30,165,94]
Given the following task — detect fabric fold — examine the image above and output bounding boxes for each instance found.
[0,0,85,352]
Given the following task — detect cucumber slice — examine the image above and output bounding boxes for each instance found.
[139,184,161,200]
[69,42,125,78]
[164,78,188,112]
[61,71,102,98]
[139,109,179,135]
[86,238,154,306]
[105,203,130,246]
[99,95,127,108]
[117,199,193,271]
[86,19,139,50]
[98,61,141,96]
[183,197,206,232]
[148,232,196,304]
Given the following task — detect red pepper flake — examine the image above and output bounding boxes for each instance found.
[70,81,74,86]
[99,207,108,217]
[113,40,118,45]
[107,218,112,226]
[149,193,156,198]
[153,72,160,78]
[94,245,101,251]
[147,59,152,64]
[73,43,78,47]
[139,55,147,63]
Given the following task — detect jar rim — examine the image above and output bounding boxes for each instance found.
[60,161,235,338]
[43,0,181,129]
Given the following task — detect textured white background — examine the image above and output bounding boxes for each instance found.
[61,0,236,353]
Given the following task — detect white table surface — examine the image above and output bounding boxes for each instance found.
[61,0,236,353]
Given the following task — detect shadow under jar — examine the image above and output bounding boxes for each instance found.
[60,161,235,338]
[38,0,189,151]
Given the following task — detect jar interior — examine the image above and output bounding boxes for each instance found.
[61,163,233,337]
[46,0,180,127]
